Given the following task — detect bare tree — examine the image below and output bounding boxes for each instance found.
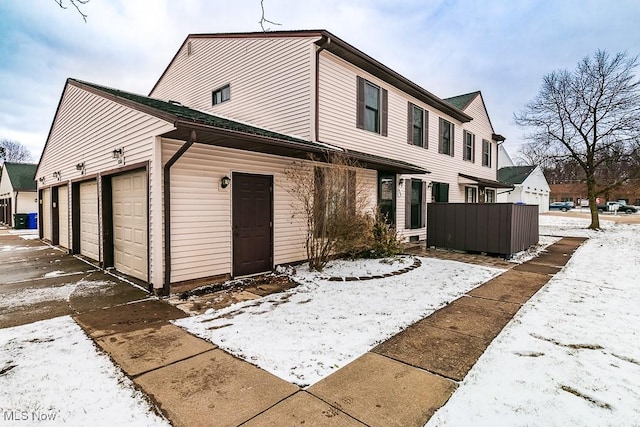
[284,154,372,271]
[0,139,33,164]
[259,0,281,32]
[53,0,89,22]
[515,50,640,229]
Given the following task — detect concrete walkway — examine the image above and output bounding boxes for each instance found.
[70,237,586,427]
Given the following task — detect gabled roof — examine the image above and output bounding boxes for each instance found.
[444,90,505,141]
[2,162,37,191]
[151,30,472,123]
[62,79,427,175]
[497,166,537,185]
[444,91,480,110]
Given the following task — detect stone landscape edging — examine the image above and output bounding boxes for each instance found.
[323,257,422,282]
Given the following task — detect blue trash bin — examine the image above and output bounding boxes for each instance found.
[27,213,38,229]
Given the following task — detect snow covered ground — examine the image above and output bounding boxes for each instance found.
[0,316,169,426]
[427,217,640,426]
[176,257,505,387]
[2,214,636,425]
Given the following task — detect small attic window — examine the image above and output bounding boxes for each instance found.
[212,84,230,106]
[186,41,192,56]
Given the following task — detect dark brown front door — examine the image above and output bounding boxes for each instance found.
[232,173,273,277]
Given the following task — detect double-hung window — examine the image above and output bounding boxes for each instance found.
[465,186,477,203]
[408,103,428,148]
[482,139,492,167]
[212,84,230,105]
[463,130,475,162]
[405,179,425,229]
[356,77,388,135]
[439,118,454,156]
[485,189,496,203]
[314,167,356,236]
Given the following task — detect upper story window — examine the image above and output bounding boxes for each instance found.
[212,84,230,106]
[438,118,454,156]
[356,76,388,136]
[482,139,492,167]
[407,103,428,148]
[463,130,475,162]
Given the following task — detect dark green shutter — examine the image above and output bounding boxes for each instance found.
[356,77,365,130]
[407,102,413,145]
[381,88,388,137]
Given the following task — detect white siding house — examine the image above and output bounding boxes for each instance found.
[497,165,551,212]
[0,163,38,228]
[37,30,510,294]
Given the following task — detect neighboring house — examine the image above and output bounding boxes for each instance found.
[36,30,509,294]
[497,165,550,212]
[0,162,38,227]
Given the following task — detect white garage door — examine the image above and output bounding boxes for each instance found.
[80,180,99,261]
[42,188,52,241]
[112,170,147,281]
[58,186,69,249]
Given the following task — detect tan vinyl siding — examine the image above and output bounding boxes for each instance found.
[318,52,505,239]
[37,84,174,284]
[151,37,316,140]
[162,138,376,283]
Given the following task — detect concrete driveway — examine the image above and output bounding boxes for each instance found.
[0,228,148,328]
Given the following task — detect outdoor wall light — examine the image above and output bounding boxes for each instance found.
[428,181,434,189]
[38,176,45,184]
[221,175,231,189]
[75,162,85,171]
[52,171,61,181]
[398,178,404,186]
[112,148,124,159]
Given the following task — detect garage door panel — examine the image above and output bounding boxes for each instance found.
[42,189,52,241]
[112,171,147,281]
[80,180,99,261]
[58,188,69,249]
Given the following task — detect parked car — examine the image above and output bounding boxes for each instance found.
[597,201,638,214]
[549,202,574,212]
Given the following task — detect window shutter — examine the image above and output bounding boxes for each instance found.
[439,182,449,203]
[472,134,476,163]
[356,77,365,130]
[424,110,429,149]
[407,102,413,145]
[438,118,444,153]
[404,179,411,229]
[381,88,388,137]
[421,182,426,228]
[450,124,455,157]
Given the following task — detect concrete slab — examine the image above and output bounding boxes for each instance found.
[373,321,488,381]
[452,294,521,316]
[531,251,572,266]
[74,299,188,338]
[308,352,456,427]
[68,275,148,313]
[0,300,72,328]
[420,297,514,342]
[512,262,562,275]
[95,323,215,376]
[0,251,93,284]
[134,349,299,427]
[242,391,367,426]
[468,270,550,304]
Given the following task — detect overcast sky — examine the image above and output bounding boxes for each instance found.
[1,0,639,162]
